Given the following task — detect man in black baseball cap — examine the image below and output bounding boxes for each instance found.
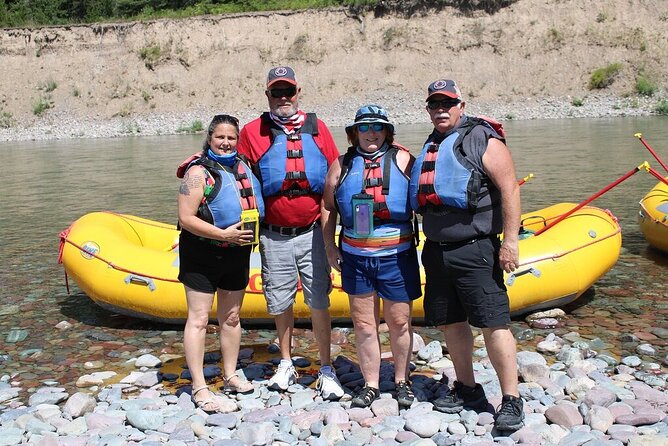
[411,78,525,431]
[237,66,344,401]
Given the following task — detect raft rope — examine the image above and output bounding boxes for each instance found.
[58,209,621,292]
[516,210,621,268]
[58,212,181,295]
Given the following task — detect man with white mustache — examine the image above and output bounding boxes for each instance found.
[237,66,344,401]
[409,78,524,431]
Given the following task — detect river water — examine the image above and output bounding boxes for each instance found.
[1,117,667,392]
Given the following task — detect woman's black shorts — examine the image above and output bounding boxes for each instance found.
[178,234,252,293]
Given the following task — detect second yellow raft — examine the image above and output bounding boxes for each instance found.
[638,179,668,253]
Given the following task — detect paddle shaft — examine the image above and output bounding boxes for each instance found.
[647,165,668,187]
[635,133,668,173]
[533,163,646,237]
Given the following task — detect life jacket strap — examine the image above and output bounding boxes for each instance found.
[421,160,436,171]
[419,184,436,194]
[239,187,254,198]
[285,171,307,180]
[281,188,310,197]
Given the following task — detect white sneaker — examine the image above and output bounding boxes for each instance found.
[316,366,344,400]
[268,360,297,391]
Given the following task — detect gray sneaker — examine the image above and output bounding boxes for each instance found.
[268,360,297,391]
[316,366,344,400]
[494,394,525,431]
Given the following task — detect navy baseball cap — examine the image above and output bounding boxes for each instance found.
[267,66,297,87]
[426,79,463,101]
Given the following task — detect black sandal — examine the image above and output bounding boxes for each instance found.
[351,384,380,408]
[396,380,415,408]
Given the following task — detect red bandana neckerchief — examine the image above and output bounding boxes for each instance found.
[269,110,306,136]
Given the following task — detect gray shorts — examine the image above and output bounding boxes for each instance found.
[259,224,332,315]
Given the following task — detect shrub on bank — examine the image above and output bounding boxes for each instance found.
[32,95,54,116]
[588,63,622,90]
[635,76,658,97]
[177,120,204,134]
[656,100,668,115]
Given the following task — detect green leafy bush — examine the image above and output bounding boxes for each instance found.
[177,120,204,134]
[656,100,668,115]
[0,111,14,128]
[32,95,54,116]
[588,63,622,90]
[571,97,584,107]
[40,79,57,92]
[139,44,162,70]
[635,76,657,96]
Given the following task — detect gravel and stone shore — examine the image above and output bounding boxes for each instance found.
[1,312,667,446]
[0,93,665,143]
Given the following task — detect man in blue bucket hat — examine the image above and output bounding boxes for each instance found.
[409,78,524,431]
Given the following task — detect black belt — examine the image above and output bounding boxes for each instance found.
[260,221,318,237]
[428,235,495,250]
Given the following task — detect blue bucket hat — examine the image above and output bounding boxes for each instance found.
[345,105,395,135]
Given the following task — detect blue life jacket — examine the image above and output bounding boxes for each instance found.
[255,112,328,197]
[336,145,412,227]
[187,155,265,229]
[410,116,499,214]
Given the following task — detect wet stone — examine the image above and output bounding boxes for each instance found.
[5,329,28,343]
[83,331,118,342]
[649,328,668,339]
[515,329,535,341]
[636,344,657,356]
[622,356,643,367]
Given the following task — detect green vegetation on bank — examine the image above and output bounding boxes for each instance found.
[177,120,204,133]
[0,0,517,28]
[588,63,622,90]
[0,0,370,27]
[656,100,668,115]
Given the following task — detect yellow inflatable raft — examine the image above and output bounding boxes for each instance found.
[638,179,668,253]
[59,203,621,324]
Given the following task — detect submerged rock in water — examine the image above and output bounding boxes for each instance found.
[5,329,28,343]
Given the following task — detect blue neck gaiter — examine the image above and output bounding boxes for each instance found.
[207,148,237,167]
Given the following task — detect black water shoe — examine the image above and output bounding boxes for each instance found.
[494,394,525,431]
[433,380,488,413]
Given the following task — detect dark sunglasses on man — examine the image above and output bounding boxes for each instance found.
[427,99,461,110]
[268,87,298,98]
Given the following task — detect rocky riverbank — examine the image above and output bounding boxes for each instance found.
[1,0,667,143]
[1,311,667,445]
[0,92,664,142]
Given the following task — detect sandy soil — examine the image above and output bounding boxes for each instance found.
[0,0,666,140]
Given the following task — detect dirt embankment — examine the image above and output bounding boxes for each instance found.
[0,0,666,140]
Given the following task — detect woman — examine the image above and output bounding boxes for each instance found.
[177,114,263,412]
[321,105,421,409]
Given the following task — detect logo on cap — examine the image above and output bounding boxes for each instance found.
[273,67,288,77]
[433,80,448,90]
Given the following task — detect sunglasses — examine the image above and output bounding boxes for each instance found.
[427,100,461,110]
[268,87,297,98]
[357,123,385,133]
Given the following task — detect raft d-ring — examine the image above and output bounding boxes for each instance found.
[124,274,156,291]
[505,267,541,286]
